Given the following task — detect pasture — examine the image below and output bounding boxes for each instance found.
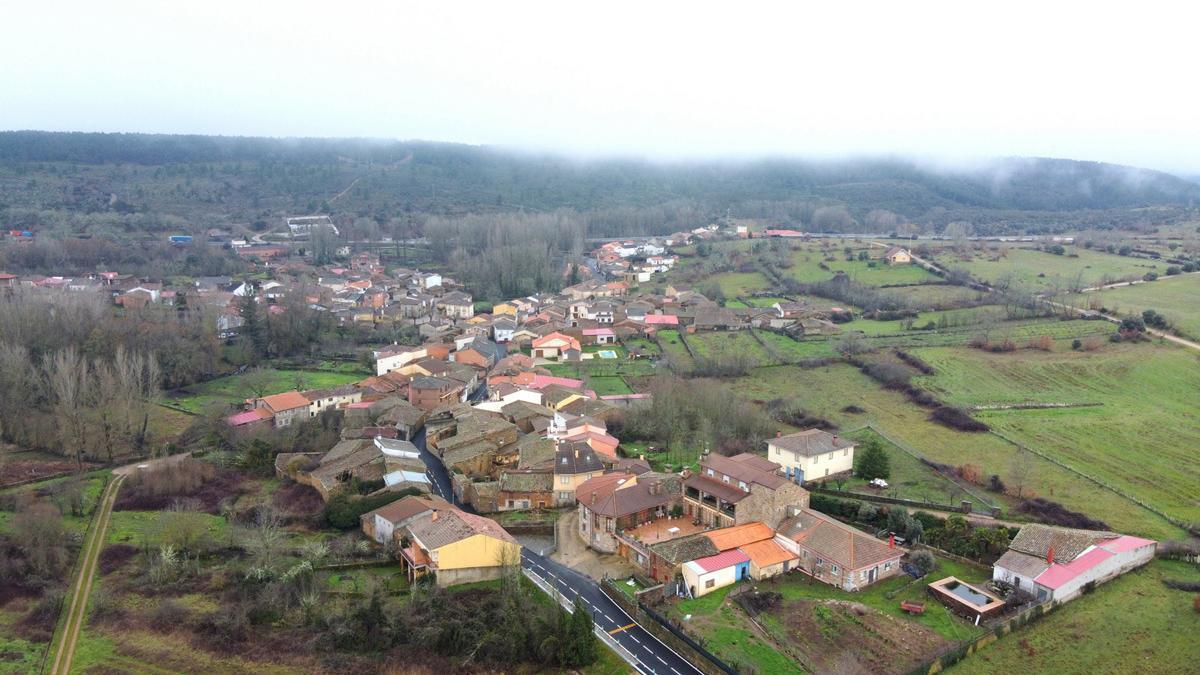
[951,559,1200,674]
[168,368,364,414]
[729,363,1180,538]
[934,246,1159,292]
[1070,272,1200,339]
[787,247,940,286]
[913,343,1200,531]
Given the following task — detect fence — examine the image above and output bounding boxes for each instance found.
[599,578,737,675]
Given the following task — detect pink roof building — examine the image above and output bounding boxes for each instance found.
[689,549,751,573]
[642,314,679,325]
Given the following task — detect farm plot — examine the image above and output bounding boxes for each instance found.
[1070,272,1200,340]
[934,247,1159,292]
[654,330,694,368]
[168,368,363,414]
[730,364,1180,538]
[687,331,777,365]
[912,343,1200,530]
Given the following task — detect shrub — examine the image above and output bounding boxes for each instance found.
[1081,336,1104,351]
[854,439,891,480]
[909,550,936,576]
[1183,262,1197,273]
[150,599,190,631]
[861,362,912,390]
[894,349,935,374]
[856,503,879,523]
[1025,335,1054,351]
[1166,266,1182,276]
[323,487,424,529]
[841,405,865,414]
[1143,272,1159,282]
[1071,339,1082,350]
[1015,498,1109,530]
[930,406,989,432]
[987,475,1007,493]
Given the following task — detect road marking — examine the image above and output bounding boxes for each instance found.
[608,623,637,635]
[629,636,641,644]
[657,656,668,665]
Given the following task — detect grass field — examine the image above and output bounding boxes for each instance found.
[586,375,634,396]
[951,559,1200,674]
[935,246,1160,292]
[839,428,982,507]
[787,248,940,286]
[711,271,773,296]
[168,368,364,414]
[912,343,1200,530]
[687,331,777,365]
[1070,272,1200,339]
[728,363,1181,538]
[655,330,694,368]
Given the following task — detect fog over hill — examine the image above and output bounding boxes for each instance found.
[1,132,1197,235]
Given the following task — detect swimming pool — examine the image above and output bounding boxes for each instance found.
[597,350,618,359]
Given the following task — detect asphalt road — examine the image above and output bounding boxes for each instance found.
[411,393,702,674]
[522,549,703,675]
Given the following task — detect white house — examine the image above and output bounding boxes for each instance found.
[767,429,856,483]
[374,345,428,376]
[682,550,751,597]
[992,524,1156,603]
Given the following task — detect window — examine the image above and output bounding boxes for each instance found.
[706,469,714,477]
[843,449,848,456]
[705,579,715,589]
[722,475,730,483]
[830,565,839,574]
[738,481,747,491]
[560,476,569,485]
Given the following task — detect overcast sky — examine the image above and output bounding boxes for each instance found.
[2,1,1198,173]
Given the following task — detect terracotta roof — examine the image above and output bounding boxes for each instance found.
[650,533,720,564]
[577,473,673,519]
[994,549,1050,579]
[728,452,784,473]
[260,390,310,412]
[740,539,798,568]
[704,522,776,551]
[778,509,902,571]
[685,474,751,504]
[407,508,518,550]
[769,430,855,458]
[361,495,453,527]
[701,453,786,490]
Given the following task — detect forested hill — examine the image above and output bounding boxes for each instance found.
[1,131,1197,228]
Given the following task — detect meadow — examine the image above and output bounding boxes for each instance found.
[728,363,1181,539]
[934,246,1160,292]
[950,559,1200,674]
[787,247,941,286]
[912,342,1200,530]
[167,368,364,414]
[1070,272,1200,339]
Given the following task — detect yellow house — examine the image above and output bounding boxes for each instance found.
[492,302,518,317]
[883,246,912,265]
[400,507,522,586]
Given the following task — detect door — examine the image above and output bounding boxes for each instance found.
[869,566,877,584]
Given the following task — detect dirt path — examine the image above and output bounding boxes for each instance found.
[48,473,125,675]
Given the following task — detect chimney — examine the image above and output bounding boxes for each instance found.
[776,431,782,438]
[889,534,895,549]
[1047,547,1054,565]
[431,510,439,521]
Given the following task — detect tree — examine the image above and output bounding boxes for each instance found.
[46,347,90,469]
[238,290,266,361]
[1008,448,1033,498]
[13,499,67,577]
[565,596,597,667]
[854,439,891,480]
[244,505,284,568]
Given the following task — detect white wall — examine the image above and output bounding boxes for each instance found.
[768,443,855,481]
[683,562,737,597]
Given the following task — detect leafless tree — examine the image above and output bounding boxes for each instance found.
[1009,448,1034,499]
[45,347,91,469]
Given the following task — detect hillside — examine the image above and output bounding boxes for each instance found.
[1,132,1197,238]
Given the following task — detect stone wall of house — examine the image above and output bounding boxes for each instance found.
[436,564,505,587]
[736,482,809,528]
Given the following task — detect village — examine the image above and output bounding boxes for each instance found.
[2,210,1196,675]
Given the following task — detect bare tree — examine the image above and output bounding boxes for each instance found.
[45,347,91,469]
[242,367,273,400]
[245,505,285,568]
[1008,448,1034,499]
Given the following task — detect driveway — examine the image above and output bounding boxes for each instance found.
[551,510,639,581]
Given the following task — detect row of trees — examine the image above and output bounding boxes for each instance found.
[616,376,776,458]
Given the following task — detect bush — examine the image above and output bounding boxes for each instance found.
[1015,498,1109,530]
[909,550,937,576]
[860,362,912,390]
[1183,262,1197,273]
[1071,339,1082,350]
[150,599,190,631]
[1143,272,1159,282]
[1166,266,1182,276]
[323,488,423,529]
[930,406,989,432]
[894,350,935,374]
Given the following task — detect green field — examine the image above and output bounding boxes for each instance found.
[586,375,634,396]
[1070,272,1200,339]
[687,331,777,365]
[655,330,694,368]
[711,271,773,296]
[935,246,1160,293]
[728,363,1180,538]
[912,343,1200,530]
[168,368,364,413]
[951,559,1200,674]
[788,247,940,286]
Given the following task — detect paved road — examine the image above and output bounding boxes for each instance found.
[522,549,703,675]
[49,473,126,675]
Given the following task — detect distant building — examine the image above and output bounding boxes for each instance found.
[767,429,856,483]
[285,215,339,236]
[883,247,912,264]
[992,524,1156,603]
